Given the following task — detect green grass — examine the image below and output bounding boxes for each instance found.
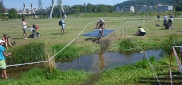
[1,13,182,84]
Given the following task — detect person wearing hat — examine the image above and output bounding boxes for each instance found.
[0,39,12,79]
[136,26,146,36]
[96,18,106,37]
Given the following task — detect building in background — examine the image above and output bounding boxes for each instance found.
[157,5,173,12]
[123,6,135,13]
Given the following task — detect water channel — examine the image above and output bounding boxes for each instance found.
[56,49,163,73]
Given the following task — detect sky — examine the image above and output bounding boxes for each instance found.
[3,0,126,9]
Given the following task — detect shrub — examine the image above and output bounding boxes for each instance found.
[50,44,79,61]
[6,42,46,65]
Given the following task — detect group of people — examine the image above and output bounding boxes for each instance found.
[0,17,29,79]
[163,14,173,29]
[157,13,173,29]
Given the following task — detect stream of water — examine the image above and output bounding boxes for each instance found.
[56,49,163,73]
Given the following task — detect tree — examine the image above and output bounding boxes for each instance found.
[0,1,5,18]
[72,5,82,12]
[8,8,17,19]
[86,3,94,13]
[174,0,182,11]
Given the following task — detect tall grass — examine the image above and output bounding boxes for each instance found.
[118,34,182,54]
[0,68,91,85]
[49,44,80,61]
[6,42,46,65]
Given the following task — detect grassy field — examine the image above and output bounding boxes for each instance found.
[0,12,182,84]
[1,13,182,51]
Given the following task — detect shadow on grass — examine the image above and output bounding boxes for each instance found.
[11,38,23,40]
[138,71,182,85]
[177,31,182,32]
[51,33,61,35]
[85,37,99,43]
[159,28,169,30]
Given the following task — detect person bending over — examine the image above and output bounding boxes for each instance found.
[136,26,146,36]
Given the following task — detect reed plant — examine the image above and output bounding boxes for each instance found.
[6,42,46,65]
[49,44,80,61]
[161,34,182,55]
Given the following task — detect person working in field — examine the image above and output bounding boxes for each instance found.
[136,26,146,36]
[96,18,106,37]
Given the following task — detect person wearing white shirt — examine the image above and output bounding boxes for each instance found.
[136,26,146,36]
[163,14,167,20]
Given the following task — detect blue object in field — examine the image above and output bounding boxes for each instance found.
[83,29,115,37]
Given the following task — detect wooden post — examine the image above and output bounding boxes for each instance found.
[47,52,52,73]
[77,30,79,43]
[168,48,173,85]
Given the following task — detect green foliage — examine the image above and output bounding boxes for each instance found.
[45,68,62,80]
[50,44,79,61]
[8,8,18,19]
[161,34,181,54]
[135,56,156,68]
[21,68,45,79]
[17,14,25,18]
[119,39,135,52]
[135,58,148,68]
[0,68,90,85]
[118,38,162,52]
[6,42,46,65]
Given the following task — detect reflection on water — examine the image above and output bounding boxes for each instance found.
[97,53,106,71]
[56,49,163,73]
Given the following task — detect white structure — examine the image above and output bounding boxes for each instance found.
[49,0,66,18]
[123,6,135,13]
[135,5,173,12]
[23,3,38,18]
[157,5,173,12]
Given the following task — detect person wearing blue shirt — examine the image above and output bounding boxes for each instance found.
[0,39,11,79]
[61,16,66,35]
